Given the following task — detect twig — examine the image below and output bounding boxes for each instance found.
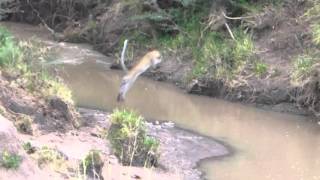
[224,22,235,40]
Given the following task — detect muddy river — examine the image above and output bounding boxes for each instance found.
[2,22,320,180]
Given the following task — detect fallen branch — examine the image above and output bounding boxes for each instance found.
[224,22,235,40]
[27,0,55,35]
[222,11,254,20]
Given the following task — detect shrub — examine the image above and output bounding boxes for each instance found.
[0,150,22,169]
[108,109,159,167]
[79,150,104,179]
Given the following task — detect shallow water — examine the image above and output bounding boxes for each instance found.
[2,21,320,180]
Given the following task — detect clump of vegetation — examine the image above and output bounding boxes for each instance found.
[0,27,73,103]
[254,62,268,77]
[33,146,67,171]
[108,109,159,167]
[291,54,317,82]
[22,142,36,154]
[0,150,22,169]
[312,23,320,46]
[14,114,33,135]
[0,27,22,69]
[192,30,255,79]
[304,0,320,46]
[79,150,104,179]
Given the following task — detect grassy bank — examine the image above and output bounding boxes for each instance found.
[0,27,72,103]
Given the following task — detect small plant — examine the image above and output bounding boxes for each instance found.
[108,109,159,167]
[0,27,22,68]
[33,146,67,171]
[22,142,36,154]
[79,150,103,179]
[14,114,33,135]
[0,150,22,169]
[254,62,268,77]
[312,23,320,46]
[292,54,315,81]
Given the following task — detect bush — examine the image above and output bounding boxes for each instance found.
[108,109,159,167]
[0,27,22,68]
[0,150,22,169]
[79,150,104,179]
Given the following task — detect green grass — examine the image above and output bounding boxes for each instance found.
[254,62,268,77]
[0,151,22,169]
[312,23,320,46]
[0,27,73,103]
[0,27,22,68]
[192,29,255,79]
[292,54,317,81]
[108,109,159,167]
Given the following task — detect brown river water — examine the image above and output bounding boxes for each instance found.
[2,22,320,180]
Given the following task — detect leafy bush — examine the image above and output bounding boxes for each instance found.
[79,150,103,179]
[108,109,159,167]
[0,150,22,169]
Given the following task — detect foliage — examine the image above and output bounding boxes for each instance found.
[292,54,318,82]
[192,29,255,79]
[0,150,22,169]
[14,114,33,135]
[33,146,67,171]
[108,109,159,167]
[0,27,73,103]
[312,23,320,46]
[0,0,16,20]
[79,150,103,179]
[254,62,268,77]
[22,142,36,154]
[0,27,22,68]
